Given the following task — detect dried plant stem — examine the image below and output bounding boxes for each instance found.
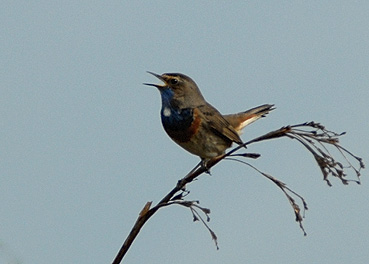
[112,122,364,264]
[112,160,215,264]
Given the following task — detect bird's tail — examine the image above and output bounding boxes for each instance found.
[223,104,275,134]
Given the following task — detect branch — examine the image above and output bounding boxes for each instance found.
[112,121,364,264]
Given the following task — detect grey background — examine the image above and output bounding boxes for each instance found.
[1,1,368,263]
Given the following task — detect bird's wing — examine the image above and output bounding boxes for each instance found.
[197,104,243,144]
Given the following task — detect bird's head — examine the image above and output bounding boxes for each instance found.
[144,72,205,107]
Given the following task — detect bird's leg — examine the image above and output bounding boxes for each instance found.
[185,160,203,178]
[201,159,212,175]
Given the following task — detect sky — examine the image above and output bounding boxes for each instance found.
[1,1,368,264]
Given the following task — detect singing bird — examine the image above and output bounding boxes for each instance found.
[145,72,274,165]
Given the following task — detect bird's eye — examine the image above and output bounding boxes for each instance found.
[170,78,178,85]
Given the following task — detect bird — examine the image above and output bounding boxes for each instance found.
[144,72,274,166]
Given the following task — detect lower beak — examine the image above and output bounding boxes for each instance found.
[143,71,166,88]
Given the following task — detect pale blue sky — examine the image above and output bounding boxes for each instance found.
[1,1,368,264]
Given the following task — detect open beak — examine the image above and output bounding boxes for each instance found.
[143,71,166,88]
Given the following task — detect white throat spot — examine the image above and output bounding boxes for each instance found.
[163,107,171,117]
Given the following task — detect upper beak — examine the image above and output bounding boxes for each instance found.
[143,71,166,88]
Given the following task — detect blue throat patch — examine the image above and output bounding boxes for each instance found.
[160,88,193,131]
[160,88,174,108]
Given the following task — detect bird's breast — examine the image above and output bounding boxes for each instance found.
[161,107,201,143]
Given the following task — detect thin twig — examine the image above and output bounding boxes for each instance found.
[225,157,308,235]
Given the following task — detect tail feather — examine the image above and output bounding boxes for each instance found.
[223,104,275,133]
